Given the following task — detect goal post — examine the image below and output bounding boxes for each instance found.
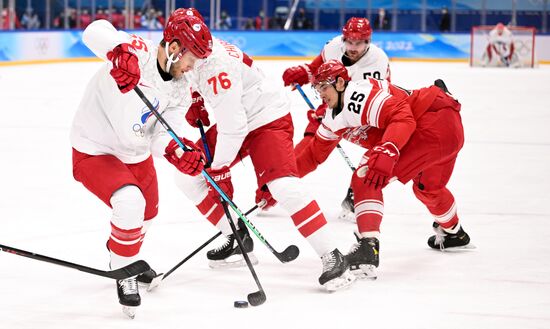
[470,25,537,68]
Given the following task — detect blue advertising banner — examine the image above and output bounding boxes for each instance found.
[0,29,497,63]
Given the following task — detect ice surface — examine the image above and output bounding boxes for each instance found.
[0,60,549,329]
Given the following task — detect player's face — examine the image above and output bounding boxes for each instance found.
[315,82,338,108]
[344,39,368,62]
[170,50,199,79]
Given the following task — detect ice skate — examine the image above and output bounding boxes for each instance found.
[117,277,140,319]
[337,188,356,223]
[207,224,258,268]
[319,249,355,292]
[346,232,379,280]
[428,222,475,251]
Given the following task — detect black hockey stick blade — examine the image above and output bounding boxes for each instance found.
[276,245,300,263]
[248,290,266,307]
[0,243,150,280]
[106,260,152,280]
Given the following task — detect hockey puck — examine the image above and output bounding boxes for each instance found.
[234,301,249,308]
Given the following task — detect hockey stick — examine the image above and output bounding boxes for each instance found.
[0,243,151,280]
[221,200,266,306]
[194,122,265,306]
[295,84,356,172]
[134,86,299,264]
[147,204,260,291]
[195,119,299,263]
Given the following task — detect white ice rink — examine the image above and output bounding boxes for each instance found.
[0,59,549,329]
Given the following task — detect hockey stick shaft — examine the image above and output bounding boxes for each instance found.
[0,244,150,280]
[162,204,259,280]
[134,87,298,263]
[221,200,266,306]
[295,84,356,172]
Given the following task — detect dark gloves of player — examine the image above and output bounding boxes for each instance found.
[255,185,277,210]
[164,138,205,176]
[206,166,234,200]
[282,64,313,87]
[304,103,327,137]
[185,91,210,128]
[365,142,400,189]
[106,43,140,94]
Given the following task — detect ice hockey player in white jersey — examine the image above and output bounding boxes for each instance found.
[282,17,390,87]
[284,17,391,223]
[482,23,518,67]
[70,12,212,318]
[174,8,355,292]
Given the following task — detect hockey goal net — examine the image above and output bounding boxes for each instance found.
[470,25,537,68]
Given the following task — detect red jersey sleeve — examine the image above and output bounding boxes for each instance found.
[360,80,416,150]
[308,54,325,76]
[295,128,341,177]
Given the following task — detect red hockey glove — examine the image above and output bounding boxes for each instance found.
[255,185,277,210]
[282,64,312,87]
[365,142,400,189]
[206,166,234,200]
[304,103,327,137]
[106,43,140,94]
[164,138,205,176]
[185,91,210,128]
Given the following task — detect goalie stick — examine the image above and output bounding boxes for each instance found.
[134,86,299,264]
[0,243,151,280]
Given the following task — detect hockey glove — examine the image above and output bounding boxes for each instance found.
[107,43,140,94]
[365,142,400,189]
[185,91,210,128]
[282,64,313,87]
[164,138,205,176]
[255,185,277,211]
[304,103,327,137]
[206,166,234,200]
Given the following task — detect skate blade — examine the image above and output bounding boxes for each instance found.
[435,243,477,252]
[337,209,356,223]
[323,270,356,292]
[208,253,258,269]
[122,306,137,319]
[351,264,377,280]
[146,273,164,292]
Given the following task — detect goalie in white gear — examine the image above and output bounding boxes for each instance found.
[482,23,519,67]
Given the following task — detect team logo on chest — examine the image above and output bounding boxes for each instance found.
[342,125,371,146]
[133,97,159,137]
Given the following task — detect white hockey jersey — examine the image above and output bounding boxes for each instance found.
[321,35,391,81]
[186,37,290,169]
[70,20,191,164]
[488,26,514,58]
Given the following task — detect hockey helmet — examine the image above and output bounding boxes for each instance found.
[312,60,351,87]
[171,7,204,22]
[163,12,212,59]
[342,17,372,41]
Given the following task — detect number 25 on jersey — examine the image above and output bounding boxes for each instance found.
[208,72,232,95]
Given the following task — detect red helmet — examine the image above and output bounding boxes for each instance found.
[163,13,212,59]
[312,60,351,86]
[342,17,372,41]
[171,7,204,22]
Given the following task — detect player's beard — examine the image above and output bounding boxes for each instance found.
[167,60,184,81]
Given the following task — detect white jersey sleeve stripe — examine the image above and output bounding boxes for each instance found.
[317,124,340,141]
[368,91,391,127]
